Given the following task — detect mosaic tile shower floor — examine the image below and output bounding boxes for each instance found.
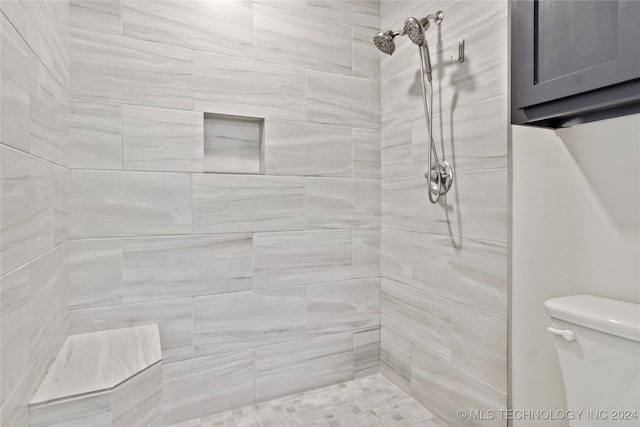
[170,374,448,427]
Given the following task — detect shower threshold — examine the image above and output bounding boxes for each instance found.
[169,374,447,427]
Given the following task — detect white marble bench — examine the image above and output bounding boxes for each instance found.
[29,325,162,427]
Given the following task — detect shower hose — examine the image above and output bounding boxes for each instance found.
[418,45,442,204]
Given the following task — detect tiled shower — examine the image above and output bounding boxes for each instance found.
[1,0,510,426]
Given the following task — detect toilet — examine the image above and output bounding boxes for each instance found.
[545,295,640,426]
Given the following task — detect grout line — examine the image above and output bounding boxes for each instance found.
[1,10,66,88]
[119,104,124,170]
[0,241,69,280]
[380,224,508,246]
[72,274,382,314]
[0,142,69,170]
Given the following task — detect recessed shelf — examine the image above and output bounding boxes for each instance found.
[204,113,264,174]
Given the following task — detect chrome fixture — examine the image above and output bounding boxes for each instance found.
[373,10,453,204]
[373,30,398,55]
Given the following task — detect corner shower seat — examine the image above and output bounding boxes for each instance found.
[28,324,163,427]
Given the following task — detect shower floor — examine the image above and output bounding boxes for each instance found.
[169,374,448,427]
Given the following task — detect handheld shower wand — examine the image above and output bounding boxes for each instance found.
[373,11,452,204]
[402,13,453,203]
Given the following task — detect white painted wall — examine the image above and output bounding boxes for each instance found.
[511,114,640,426]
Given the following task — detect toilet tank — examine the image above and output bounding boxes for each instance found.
[544,295,640,426]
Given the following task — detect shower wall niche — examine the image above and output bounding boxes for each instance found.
[204,113,264,174]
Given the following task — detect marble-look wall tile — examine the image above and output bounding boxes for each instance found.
[70,239,123,309]
[392,0,506,73]
[53,165,70,246]
[382,169,508,243]
[380,66,422,130]
[254,3,352,75]
[410,346,506,427]
[194,51,305,121]
[192,174,305,233]
[122,105,204,172]
[70,100,122,170]
[0,2,71,425]
[1,14,30,152]
[253,230,352,288]
[255,333,354,402]
[306,177,380,229]
[147,415,163,427]
[381,176,422,231]
[307,1,380,31]
[380,327,412,393]
[352,228,380,278]
[111,363,162,427]
[162,351,255,425]
[353,128,381,179]
[70,170,192,238]
[71,1,122,35]
[254,1,306,14]
[353,327,380,378]
[412,95,508,174]
[452,303,507,393]
[381,18,507,128]
[381,278,451,360]
[382,122,413,179]
[71,29,193,109]
[0,265,30,405]
[380,1,420,32]
[0,367,31,426]
[432,22,508,118]
[380,228,413,285]
[193,287,307,356]
[413,168,508,242]
[381,121,416,179]
[204,114,262,174]
[379,32,414,82]
[70,298,193,362]
[307,71,380,129]
[2,0,70,87]
[29,244,69,380]
[403,0,506,64]
[307,278,380,335]
[412,233,507,318]
[352,27,380,81]
[380,0,508,422]
[1,146,54,275]
[264,120,352,177]
[122,234,253,303]
[29,391,112,427]
[123,0,253,58]
[30,52,69,167]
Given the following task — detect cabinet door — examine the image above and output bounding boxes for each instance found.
[512,0,640,110]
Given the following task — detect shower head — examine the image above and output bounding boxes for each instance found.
[373,30,397,55]
[402,17,433,81]
[402,17,425,46]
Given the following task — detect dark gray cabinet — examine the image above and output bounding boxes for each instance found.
[511,0,640,127]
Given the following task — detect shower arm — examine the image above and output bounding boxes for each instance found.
[395,13,442,38]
